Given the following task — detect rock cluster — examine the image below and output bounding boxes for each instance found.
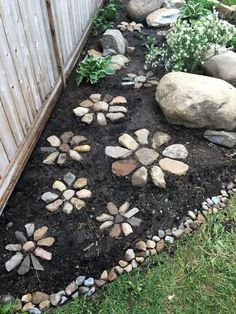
[5,224,54,275]
[73,94,128,126]
[42,132,90,165]
[105,129,189,188]
[117,21,143,32]
[41,172,91,214]
[121,71,159,88]
[96,202,142,237]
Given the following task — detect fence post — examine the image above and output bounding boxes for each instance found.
[45,0,66,88]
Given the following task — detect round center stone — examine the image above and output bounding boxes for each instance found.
[135,148,159,166]
[115,215,124,224]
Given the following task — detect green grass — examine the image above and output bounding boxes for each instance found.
[55,195,236,314]
[223,0,236,5]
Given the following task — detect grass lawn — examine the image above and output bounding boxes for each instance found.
[223,0,236,5]
[55,195,236,314]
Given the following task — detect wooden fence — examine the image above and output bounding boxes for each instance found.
[0,0,103,213]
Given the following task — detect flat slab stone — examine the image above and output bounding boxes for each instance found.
[47,135,61,147]
[79,99,94,108]
[159,158,189,175]
[204,130,236,148]
[109,106,127,113]
[118,134,139,151]
[112,159,138,176]
[162,144,188,159]
[146,8,179,27]
[5,253,23,272]
[135,129,150,145]
[152,132,171,149]
[73,107,89,117]
[150,166,166,189]
[106,112,125,122]
[105,146,132,159]
[131,166,148,187]
[41,192,58,203]
[111,55,129,71]
[135,148,159,165]
[93,101,109,112]
[17,255,30,275]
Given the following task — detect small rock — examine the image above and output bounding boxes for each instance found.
[79,99,94,108]
[32,292,49,305]
[41,192,59,203]
[65,282,78,296]
[156,239,165,252]
[122,223,133,236]
[95,279,106,287]
[15,231,27,243]
[104,94,114,103]
[28,307,41,314]
[5,244,22,252]
[71,135,87,146]
[73,178,87,189]
[46,199,63,212]
[131,166,148,187]
[124,207,139,219]
[0,295,15,304]
[81,113,94,124]
[59,143,71,153]
[50,292,64,306]
[105,146,132,159]
[57,153,67,165]
[159,158,189,176]
[31,255,44,271]
[162,144,188,159]
[109,106,127,113]
[118,134,139,151]
[97,113,107,126]
[212,196,220,205]
[22,294,32,303]
[84,277,94,287]
[93,101,109,112]
[146,240,156,249]
[39,300,51,311]
[107,202,118,215]
[152,132,171,149]
[59,296,68,305]
[135,129,150,145]
[43,152,59,165]
[150,166,166,189]
[47,135,61,147]
[135,148,159,166]
[79,286,89,294]
[61,131,74,143]
[52,180,67,192]
[124,264,132,273]
[89,94,102,103]
[70,198,86,210]
[135,75,146,83]
[69,150,82,162]
[100,270,108,281]
[111,54,129,70]
[108,271,117,282]
[34,248,52,261]
[76,189,92,199]
[152,236,161,242]
[114,265,124,275]
[172,229,184,238]
[119,260,128,268]
[37,237,55,247]
[5,253,23,272]
[76,276,86,286]
[101,29,126,55]
[110,224,122,238]
[73,107,89,117]
[158,230,165,238]
[22,303,33,312]
[146,8,179,27]
[106,112,125,122]
[96,213,114,222]
[63,189,75,201]
[34,227,48,241]
[119,201,130,214]
[135,241,147,251]
[135,257,145,263]
[187,210,196,220]
[127,217,142,227]
[112,159,138,176]
[23,241,35,252]
[121,81,135,86]
[115,215,124,223]
[124,249,135,261]
[25,223,35,237]
[100,221,114,230]
[87,287,96,297]
[41,146,57,153]
[165,236,174,244]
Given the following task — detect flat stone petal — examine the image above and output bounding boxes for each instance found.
[5,244,22,252]
[62,202,74,215]
[34,226,48,241]
[162,144,188,159]
[63,172,76,186]
[47,135,61,147]
[135,148,159,166]
[34,247,52,261]
[17,255,31,275]
[122,223,133,236]
[57,154,67,166]
[70,198,86,210]
[152,132,171,149]
[96,213,114,222]
[73,145,91,152]
[106,112,125,122]
[25,223,35,237]
[73,178,88,189]
[46,199,63,212]
[110,96,127,105]
[134,129,150,145]
[159,158,189,176]
[37,237,55,247]
[109,224,121,237]
[60,131,74,143]
[89,94,101,102]
[118,134,139,151]
[71,135,87,146]
[131,167,148,187]
[69,150,83,162]
[93,101,109,112]
[150,166,166,189]
[41,192,59,203]
[23,241,35,252]
[109,106,127,113]
[43,152,59,165]
[81,113,94,124]
[97,113,107,126]
[63,189,75,200]
[5,253,23,272]
[99,221,114,230]
[15,231,27,243]
[107,202,118,215]
[73,107,89,117]
[127,217,142,227]
[112,159,138,176]
[119,201,130,214]
[80,99,94,108]
[52,180,67,192]
[31,254,44,271]
[123,207,139,219]
[105,146,132,159]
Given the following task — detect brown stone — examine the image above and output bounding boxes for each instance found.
[23,241,35,252]
[110,96,127,105]
[197,213,205,223]
[135,241,147,251]
[34,227,48,241]
[159,158,189,176]
[79,99,94,108]
[32,291,49,305]
[73,178,88,189]
[156,239,165,252]
[34,247,52,261]
[108,271,117,282]
[37,237,55,247]
[59,143,70,152]
[109,224,121,237]
[95,279,106,288]
[22,302,33,312]
[73,145,91,152]
[112,159,138,176]
[39,300,51,311]
[87,49,102,57]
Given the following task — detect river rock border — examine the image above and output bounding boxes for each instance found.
[1,178,235,313]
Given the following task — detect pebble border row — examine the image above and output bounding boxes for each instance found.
[1,177,235,313]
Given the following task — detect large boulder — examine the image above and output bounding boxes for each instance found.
[101,30,126,55]
[156,72,236,130]
[127,0,164,22]
[146,8,179,27]
[202,50,236,87]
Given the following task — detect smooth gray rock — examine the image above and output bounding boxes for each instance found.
[135,148,159,165]
[146,8,179,27]
[101,29,126,55]
[131,166,148,187]
[135,129,150,145]
[17,255,30,275]
[63,172,76,186]
[105,146,132,159]
[204,130,236,148]
[41,192,59,203]
[162,144,188,159]
[106,112,125,122]
[25,223,35,237]
[127,0,164,22]
[5,253,23,272]
[84,277,94,287]
[75,276,86,286]
[15,231,27,243]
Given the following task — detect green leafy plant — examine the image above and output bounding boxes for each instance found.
[179,1,210,21]
[231,32,236,49]
[76,56,115,85]
[145,11,236,72]
[92,0,118,35]
[186,0,216,10]
[0,303,12,314]
[138,31,157,50]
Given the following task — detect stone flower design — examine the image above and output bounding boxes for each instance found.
[41,172,91,214]
[117,21,143,32]
[96,201,141,238]
[73,93,128,126]
[5,224,54,275]
[42,131,90,165]
[121,71,159,89]
[105,129,190,188]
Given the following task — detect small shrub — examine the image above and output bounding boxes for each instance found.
[145,11,236,72]
[76,56,115,86]
[179,1,210,21]
[231,32,236,49]
[138,31,157,50]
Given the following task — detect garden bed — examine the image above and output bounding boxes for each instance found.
[0,0,236,304]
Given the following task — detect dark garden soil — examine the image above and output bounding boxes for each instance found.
[0,0,235,298]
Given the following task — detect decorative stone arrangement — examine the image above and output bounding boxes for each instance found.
[1,178,236,313]
[41,172,91,214]
[117,21,143,32]
[121,71,159,88]
[73,94,128,126]
[42,131,90,165]
[105,129,189,188]
[96,201,142,238]
[5,224,54,275]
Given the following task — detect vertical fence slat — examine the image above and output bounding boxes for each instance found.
[0,140,9,179]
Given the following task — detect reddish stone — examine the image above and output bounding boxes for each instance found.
[156,239,165,253]
[109,224,121,238]
[59,143,70,152]
[112,159,138,176]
